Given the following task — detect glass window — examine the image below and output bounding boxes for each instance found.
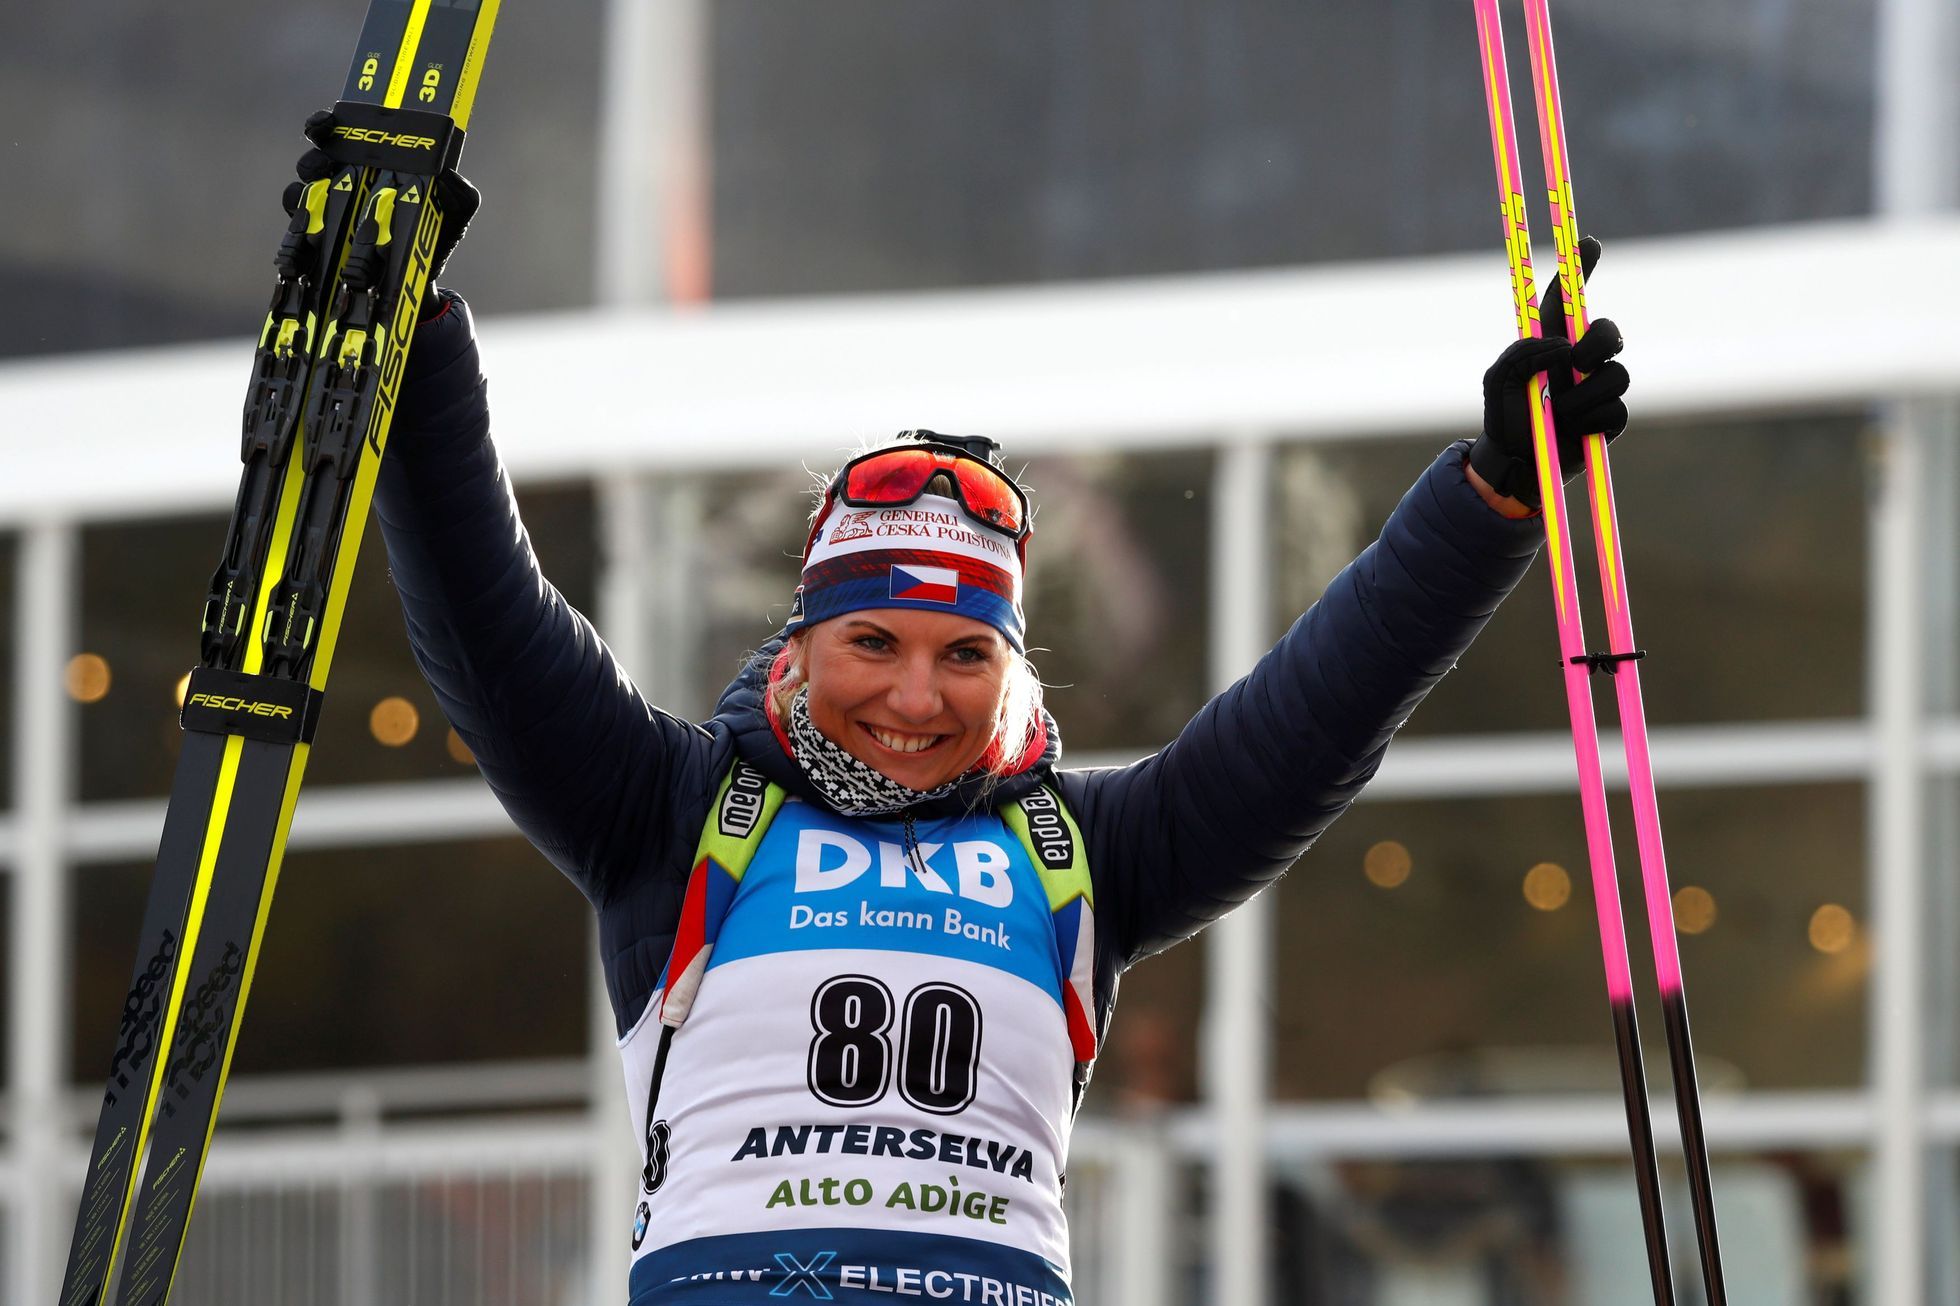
[0,532,14,802]
[711,1,1874,296]
[684,463,825,720]
[77,485,595,800]
[1934,780,1960,1088]
[1272,413,1866,735]
[1089,933,1208,1116]
[300,481,597,790]
[69,836,590,1082]
[1271,784,1866,1101]
[1255,1149,1860,1305]
[1938,420,1960,716]
[1069,1145,1864,1306]
[4,5,602,358]
[1935,1150,1960,1304]
[0,874,9,1089]
[1023,450,1212,753]
[77,511,220,802]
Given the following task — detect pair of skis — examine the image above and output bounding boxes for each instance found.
[1472,2,1726,1303]
[59,3,503,1304]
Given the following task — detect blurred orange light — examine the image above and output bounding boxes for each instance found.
[1523,862,1572,912]
[64,652,112,704]
[1674,886,1718,935]
[445,727,474,766]
[174,672,192,708]
[1363,840,1412,889]
[1809,904,1856,955]
[369,696,420,747]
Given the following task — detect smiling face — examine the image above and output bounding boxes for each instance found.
[798,609,1012,791]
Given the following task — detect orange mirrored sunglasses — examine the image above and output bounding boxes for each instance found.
[827,445,1031,540]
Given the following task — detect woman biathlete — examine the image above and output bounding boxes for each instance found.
[359,151,1630,1304]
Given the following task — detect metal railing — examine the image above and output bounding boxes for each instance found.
[20,1087,1946,1305]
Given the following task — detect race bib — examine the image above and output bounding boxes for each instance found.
[620,800,1077,1304]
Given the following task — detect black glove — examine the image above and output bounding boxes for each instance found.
[278,109,480,315]
[1468,236,1629,508]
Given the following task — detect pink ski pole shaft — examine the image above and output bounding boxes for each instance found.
[1521,1,1727,1298]
[1472,3,1675,1301]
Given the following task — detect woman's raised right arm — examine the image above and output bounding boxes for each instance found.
[375,291,714,906]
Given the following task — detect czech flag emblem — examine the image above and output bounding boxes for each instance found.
[890,564,959,605]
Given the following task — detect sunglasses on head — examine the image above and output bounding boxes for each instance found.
[823,439,1032,542]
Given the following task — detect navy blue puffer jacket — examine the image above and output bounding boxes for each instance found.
[374,293,1543,1053]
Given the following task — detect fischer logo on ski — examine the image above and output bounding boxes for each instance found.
[179,667,323,744]
[332,126,439,150]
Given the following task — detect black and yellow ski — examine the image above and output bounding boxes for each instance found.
[60,4,502,1303]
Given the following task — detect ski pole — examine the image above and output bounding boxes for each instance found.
[1520,1,1728,1298]
[1470,2,1676,1301]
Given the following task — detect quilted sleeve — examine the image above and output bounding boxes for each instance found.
[373,291,716,912]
